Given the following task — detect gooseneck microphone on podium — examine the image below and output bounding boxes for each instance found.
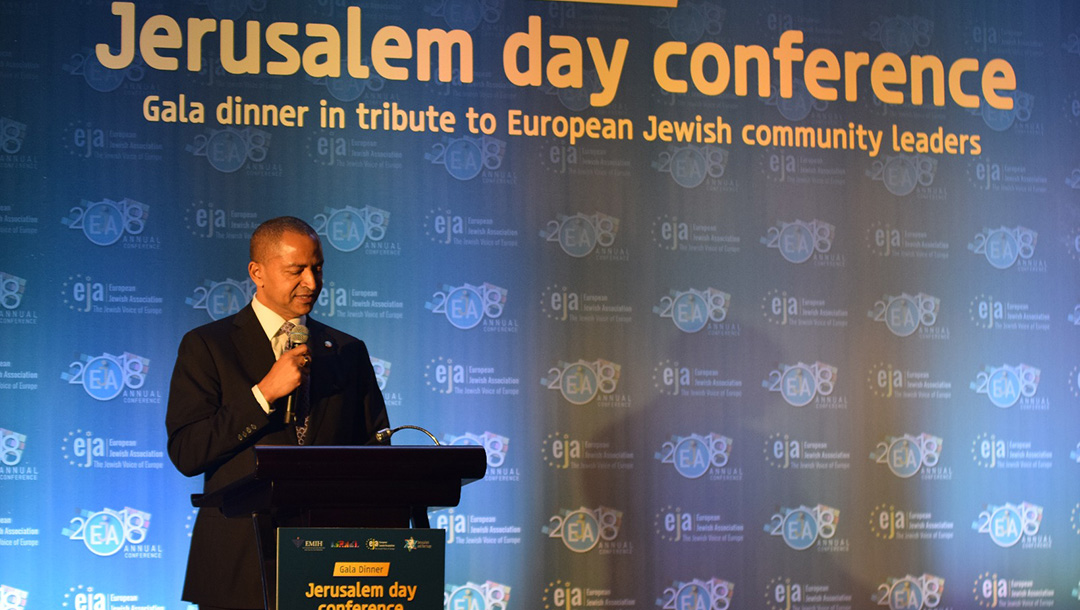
[375,425,441,445]
[283,324,309,424]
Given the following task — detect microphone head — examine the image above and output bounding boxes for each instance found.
[288,324,309,348]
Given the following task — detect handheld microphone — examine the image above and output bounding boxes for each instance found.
[284,324,309,424]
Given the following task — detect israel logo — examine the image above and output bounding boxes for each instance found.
[763,361,837,407]
[62,198,149,246]
[543,506,622,553]
[0,117,26,154]
[443,581,510,610]
[973,501,1042,547]
[652,144,727,188]
[765,505,839,550]
[62,507,151,556]
[425,134,505,181]
[0,585,29,610]
[871,574,944,610]
[869,293,939,337]
[186,127,270,173]
[655,433,732,478]
[867,154,937,196]
[967,226,1037,269]
[426,282,507,329]
[970,363,1039,408]
[870,433,942,478]
[542,359,620,405]
[0,272,26,310]
[658,578,734,610]
[186,278,254,320]
[541,212,619,258]
[654,288,729,332]
[62,352,149,401]
[313,205,389,252]
[761,219,834,263]
[444,431,508,468]
[370,357,391,391]
[0,428,26,466]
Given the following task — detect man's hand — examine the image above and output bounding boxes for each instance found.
[257,344,311,404]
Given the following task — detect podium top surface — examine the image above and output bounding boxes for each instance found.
[244,444,487,483]
[193,445,487,511]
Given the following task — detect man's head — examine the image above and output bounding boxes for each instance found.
[248,216,323,320]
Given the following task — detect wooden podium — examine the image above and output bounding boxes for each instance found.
[193,445,486,609]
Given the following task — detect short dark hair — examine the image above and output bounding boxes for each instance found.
[250,216,319,262]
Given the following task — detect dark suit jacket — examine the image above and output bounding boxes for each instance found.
[166,304,389,608]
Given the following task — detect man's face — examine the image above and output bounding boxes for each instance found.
[248,230,324,320]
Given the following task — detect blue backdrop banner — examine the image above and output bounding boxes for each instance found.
[2,2,1079,610]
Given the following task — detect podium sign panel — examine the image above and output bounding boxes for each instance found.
[277,528,445,610]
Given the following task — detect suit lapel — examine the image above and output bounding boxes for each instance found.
[230,305,276,390]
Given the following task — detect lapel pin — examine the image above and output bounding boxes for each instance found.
[324,340,333,348]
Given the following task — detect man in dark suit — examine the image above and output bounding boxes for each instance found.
[166,216,389,610]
